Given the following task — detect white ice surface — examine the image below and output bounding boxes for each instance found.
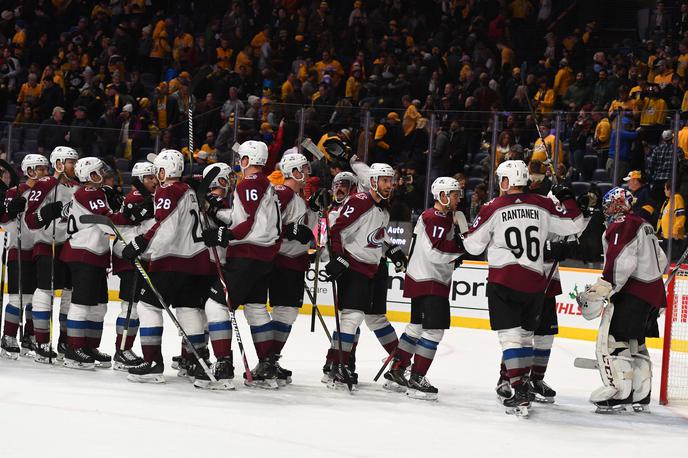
[1,301,687,458]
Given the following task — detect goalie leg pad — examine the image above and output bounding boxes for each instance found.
[631,343,652,403]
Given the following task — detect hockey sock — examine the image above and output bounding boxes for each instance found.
[365,314,398,355]
[498,327,534,388]
[58,289,72,344]
[138,301,164,363]
[32,289,53,343]
[531,334,554,381]
[66,303,90,349]
[3,294,21,338]
[176,307,207,354]
[23,295,34,336]
[85,304,107,349]
[332,309,365,365]
[115,301,140,350]
[412,329,444,376]
[271,306,299,354]
[205,298,232,359]
[396,323,423,368]
[244,303,273,359]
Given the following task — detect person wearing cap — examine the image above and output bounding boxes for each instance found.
[606,116,638,184]
[624,170,656,224]
[36,106,69,155]
[648,130,688,205]
[638,83,668,144]
[402,95,420,137]
[374,112,403,164]
[657,179,686,261]
[68,105,95,156]
[152,82,179,130]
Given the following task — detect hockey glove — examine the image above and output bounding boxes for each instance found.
[121,235,149,262]
[543,240,568,263]
[551,185,576,204]
[102,185,124,211]
[576,193,593,217]
[3,196,26,218]
[123,199,154,223]
[325,256,349,281]
[36,201,63,228]
[454,257,463,269]
[453,231,465,251]
[285,223,314,244]
[308,188,327,212]
[386,245,408,273]
[202,226,234,248]
[205,193,224,218]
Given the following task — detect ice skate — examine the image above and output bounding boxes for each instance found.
[496,375,513,401]
[243,356,279,390]
[34,343,57,364]
[632,393,651,413]
[84,348,112,369]
[113,349,145,372]
[593,392,632,414]
[128,360,165,384]
[321,362,333,384]
[274,354,292,386]
[327,364,358,392]
[0,336,20,360]
[20,334,36,357]
[194,356,235,391]
[382,361,409,393]
[176,355,192,379]
[171,354,182,370]
[406,373,438,401]
[530,379,556,403]
[63,346,96,370]
[185,348,211,383]
[56,341,68,361]
[504,384,531,418]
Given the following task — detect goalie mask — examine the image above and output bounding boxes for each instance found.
[602,187,634,225]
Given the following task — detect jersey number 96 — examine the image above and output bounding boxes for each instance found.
[505,225,540,262]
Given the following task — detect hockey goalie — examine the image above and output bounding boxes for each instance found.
[577,187,667,413]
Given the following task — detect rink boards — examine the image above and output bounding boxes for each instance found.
[100,260,681,351]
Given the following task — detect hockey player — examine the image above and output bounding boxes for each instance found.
[0,154,47,358]
[202,140,282,389]
[60,157,134,369]
[388,177,463,400]
[268,152,316,385]
[323,163,407,389]
[110,161,158,371]
[576,187,666,413]
[25,146,79,362]
[462,160,584,416]
[121,149,216,384]
[194,162,236,390]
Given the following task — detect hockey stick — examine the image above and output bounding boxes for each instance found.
[119,272,139,352]
[664,244,688,287]
[322,212,353,392]
[47,172,64,364]
[78,214,217,382]
[303,279,332,344]
[574,357,598,369]
[310,208,323,333]
[195,167,253,383]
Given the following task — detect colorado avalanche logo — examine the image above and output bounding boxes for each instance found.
[366,227,386,248]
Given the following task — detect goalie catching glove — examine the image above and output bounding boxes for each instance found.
[576,278,612,320]
[386,245,408,273]
[121,235,149,261]
[202,226,235,247]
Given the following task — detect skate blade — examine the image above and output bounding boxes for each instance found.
[327,380,358,392]
[34,355,57,364]
[20,348,35,358]
[594,404,630,414]
[632,404,651,413]
[56,353,65,362]
[63,360,96,371]
[244,378,279,390]
[533,394,555,404]
[171,361,179,370]
[94,361,112,369]
[194,379,236,391]
[0,349,20,360]
[405,389,438,401]
[321,374,332,384]
[505,405,530,418]
[382,380,407,393]
[112,361,135,372]
[276,378,291,387]
[127,373,166,384]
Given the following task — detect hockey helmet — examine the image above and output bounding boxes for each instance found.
[332,171,357,203]
[237,140,268,169]
[50,146,79,171]
[131,161,156,179]
[203,162,233,190]
[496,160,528,189]
[75,157,105,183]
[279,153,310,182]
[368,163,394,199]
[21,154,50,177]
[154,149,185,179]
[431,177,462,204]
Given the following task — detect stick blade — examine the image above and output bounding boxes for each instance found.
[79,214,114,227]
[573,357,598,370]
[301,138,324,160]
[195,165,220,201]
[0,159,19,188]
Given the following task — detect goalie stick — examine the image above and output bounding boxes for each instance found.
[78,214,218,383]
[194,166,253,383]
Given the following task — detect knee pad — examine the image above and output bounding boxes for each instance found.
[89,303,107,322]
[364,314,390,331]
[533,334,554,350]
[31,290,51,312]
[422,328,444,344]
[137,301,163,328]
[175,307,205,336]
[271,306,299,326]
[340,309,365,335]
[119,301,131,316]
[22,294,33,308]
[404,323,423,340]
[631,343,652,402]
[520,329,534,348]
[244,303,271,327]
[59,289,72,314]
[205,298,230,323]
[498,327,523,351]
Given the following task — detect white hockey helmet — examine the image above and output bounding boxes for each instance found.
[368,163,395,199]
[496,160,528,189]
[332,171,357,203]
[238,140,268,169]
[131,161,156,179]
[75,157,105,183]
[203,162,233,190]
[431,177,462,204]
[50,146,79,171]
[154,149,185,179]
[279,153,310,182]
[21,154,50,176]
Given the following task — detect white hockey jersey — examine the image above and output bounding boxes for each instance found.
[463,193,585,293]
[0,184,33,261]
[112,189,156,274]
[274,184,316,271]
